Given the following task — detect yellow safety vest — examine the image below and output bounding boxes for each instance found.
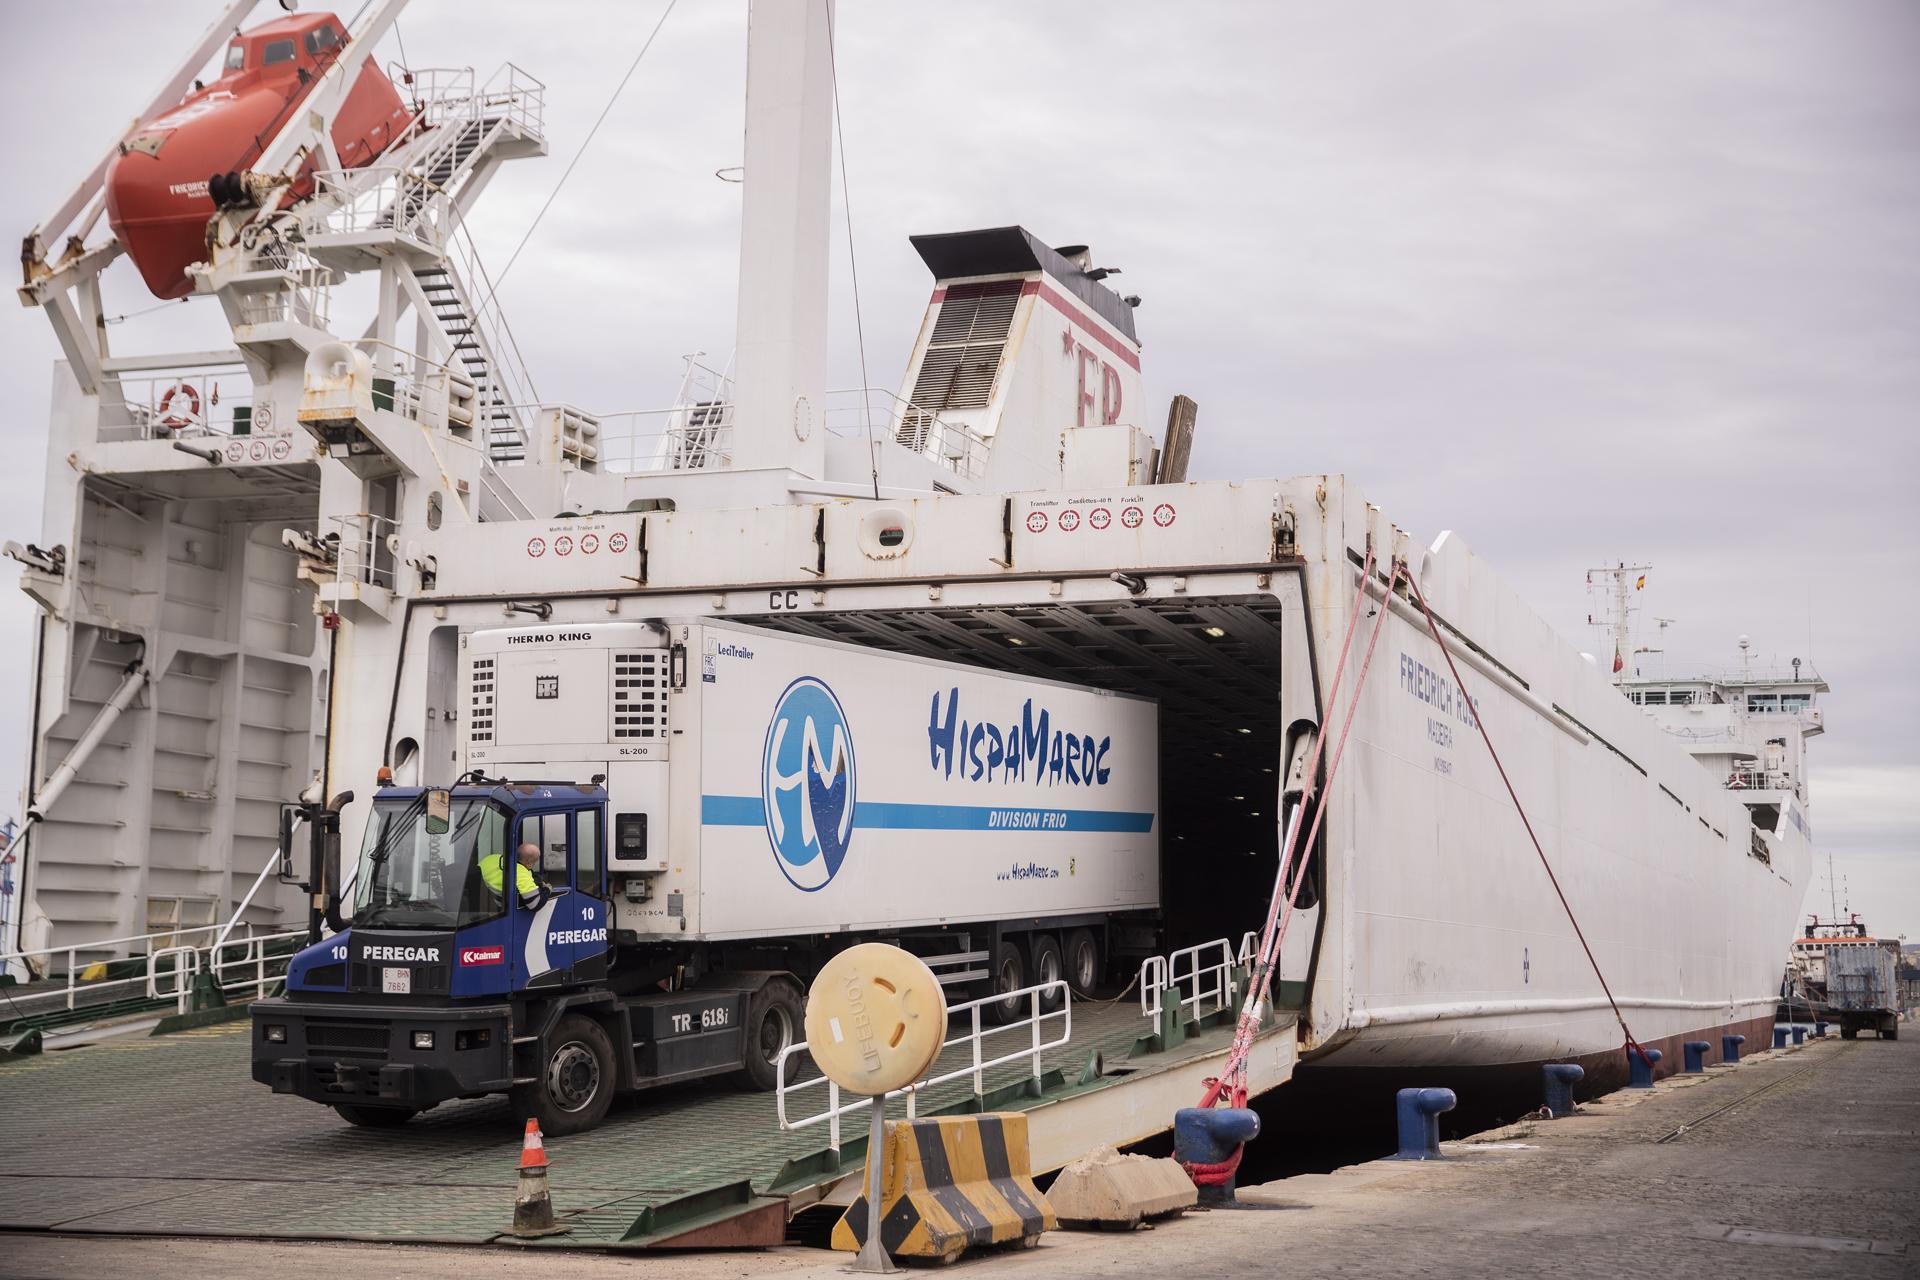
[480,852,538,900]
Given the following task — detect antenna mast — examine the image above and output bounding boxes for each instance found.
[1585,562,1651,683]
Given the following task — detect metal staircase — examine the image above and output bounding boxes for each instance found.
[411,260,528,463]
[304,64,547,469]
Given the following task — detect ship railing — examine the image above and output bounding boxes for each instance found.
[233,261,333,330]
[328,511,399,592]
[591,405,736,473]
[480,62,547,137]
[392,65,478,130]
[773,979,1071,1157]
[1139,932,1260,1026]
[585,383,990,479]
[828,387,991,481]
[313,165,447,242]
[446,227,539,447]
[390,61,545,150]
[315,63,544,245]
[1726,770,1792,791]
[0,919,304,1019]
[97,360,258,442]
[335,337,483,438]
[208,928,310,1004]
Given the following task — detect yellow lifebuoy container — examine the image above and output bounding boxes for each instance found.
[803,943,947,1096]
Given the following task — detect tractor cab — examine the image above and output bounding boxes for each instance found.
[284,780,610,1001]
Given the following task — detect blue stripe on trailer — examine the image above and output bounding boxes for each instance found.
[700,795,1154,833]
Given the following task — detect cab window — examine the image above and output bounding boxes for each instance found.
[224,44,246,72]
[519,813,571,891]
[576,809,601,894]
[305,24,341,55]
[262,38,297,66]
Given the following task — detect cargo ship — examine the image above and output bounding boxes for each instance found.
[7,0,1821,1103]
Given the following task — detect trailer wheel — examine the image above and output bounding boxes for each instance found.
[984,939,1028,1025]
[735,978,805,1092]
[514,1013,615,1136]
[1840,1023,1858,1040]
[1030,934,1065,1013]
[1063,928,1101,996]
[1885,1018,1899,1042]
[333,1104,416,1129]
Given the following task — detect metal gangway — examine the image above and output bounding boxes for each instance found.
[1,852,303,1046]
[768,932,1288,1210]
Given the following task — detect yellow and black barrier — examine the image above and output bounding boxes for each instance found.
[831,1112,1056,1262]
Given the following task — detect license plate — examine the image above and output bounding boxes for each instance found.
[382,967,412,994]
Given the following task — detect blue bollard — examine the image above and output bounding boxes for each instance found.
[1815,1021,1828,1038]
[1773,1026,1789,1049]
[1682,1041,1712,1073]
[1628,1047,1663,1088]
[1174,1106,1261,1204]
[1722,1033,1745,1063]
[1388,1087,1456,1159]
[1792,1026,1807,1045]
[1542,1063,1584,1117]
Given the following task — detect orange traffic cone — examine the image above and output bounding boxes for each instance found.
[512,1118,569,1237]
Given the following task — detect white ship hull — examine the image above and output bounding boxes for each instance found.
[292,479,1813,1080]
[1306,535,1811,1070]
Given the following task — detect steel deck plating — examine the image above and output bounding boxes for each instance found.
[0,1002,1295,1247]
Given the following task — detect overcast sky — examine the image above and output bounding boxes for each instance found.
[1,2,1915,935]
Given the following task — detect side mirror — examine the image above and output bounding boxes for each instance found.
[277,804,302,884]
[425,787,451,835]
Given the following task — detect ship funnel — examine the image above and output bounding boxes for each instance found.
[893,226,1149,490]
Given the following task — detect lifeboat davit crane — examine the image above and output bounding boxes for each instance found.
[105,9,414,300]
[18,0,414,391]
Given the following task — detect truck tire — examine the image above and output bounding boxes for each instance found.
[1886,1018,1899,1042]
[1841,1023,1858,1040]
[1030,934,1065,1013]
[735,978,804,1092]
[333,1104,416,1129]
[1063,928,1101,996]
[515,1013,615,1136]
[985,939,1028,1026]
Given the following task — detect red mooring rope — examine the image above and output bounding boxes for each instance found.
[1186,551,1399,1184]
[1233,543,1378,1045]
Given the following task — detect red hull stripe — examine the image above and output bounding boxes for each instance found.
[1034,280,1141,370]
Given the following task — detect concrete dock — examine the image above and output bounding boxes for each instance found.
[3,1026,1914,1277]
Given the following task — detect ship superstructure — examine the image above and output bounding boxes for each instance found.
[5,0,1817,1093]
[1620,642,1826,875]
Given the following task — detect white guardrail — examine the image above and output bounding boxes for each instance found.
[1140,932,1259,1027]
[1,920,307,1019]
[775,979,1071,1157]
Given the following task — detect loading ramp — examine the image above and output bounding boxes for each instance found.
[0,960,1296,1248]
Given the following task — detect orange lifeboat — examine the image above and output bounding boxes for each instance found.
[105,11,414,299]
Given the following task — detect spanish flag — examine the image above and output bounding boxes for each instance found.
[1635,574,1646,590]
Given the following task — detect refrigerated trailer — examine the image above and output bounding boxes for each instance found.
[252,620,1160,1132]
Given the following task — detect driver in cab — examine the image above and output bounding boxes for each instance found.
[481,841,550,909]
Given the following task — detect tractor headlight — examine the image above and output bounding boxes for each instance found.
[264,1024,287,1043]
[412,1030,435,1051]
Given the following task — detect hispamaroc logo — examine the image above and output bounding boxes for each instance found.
[762,677,856,891]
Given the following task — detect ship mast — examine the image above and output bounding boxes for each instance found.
[1585,562,1651,682]
[731,0,836,481]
